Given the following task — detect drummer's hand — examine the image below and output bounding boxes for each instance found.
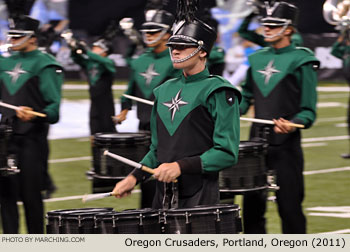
[112,175,136,198]
[153,162,181,183]
[114,109,129,124]
[16,106,36,122]
[273,118,296,134]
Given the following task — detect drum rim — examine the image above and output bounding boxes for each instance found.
[95,209,160,220]
[164,204,240,216]
[238,140,267,153]
[94,132,151,144]
[46,208,113,217]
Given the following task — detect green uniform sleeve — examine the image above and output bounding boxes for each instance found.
[331,41,346,59]
[238,15,268,47]
[239,68,254,115]
[86,51,116,73]
[199,88,240,172]
[38,67,63,123]
[293,63,317,128]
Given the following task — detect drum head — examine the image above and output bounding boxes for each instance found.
[94,132,150,146]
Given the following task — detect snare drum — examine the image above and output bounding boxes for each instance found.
[95,208,161,234]
[163,204,241,234]
[93,132,151,178]
[219,141,268,193]
[46,208,114,234]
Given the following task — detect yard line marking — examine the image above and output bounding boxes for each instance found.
[318,229,350,234]
[315,116,347,123]
[302,135,350,143]
[302,143,327,148]
[307,206,350,212]
[308,212,350,218]
[49,156,91,163]
[63,84,127,90]
[317,102,345,108]
[317,87,350,92]
[304,167,350,175]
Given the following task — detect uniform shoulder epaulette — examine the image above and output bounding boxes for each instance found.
[295,46,315,55]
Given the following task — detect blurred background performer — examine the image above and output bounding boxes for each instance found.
[112,0,241,210]
[65,27,117,137]
[328,0,350,159]
[239,1,320,233]
[0,15,63,233]
[115,7,180,208]
[239,0,304,47]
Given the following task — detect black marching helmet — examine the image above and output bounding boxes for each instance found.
[166,0,217,62]
[92,38,114,55]
[140,10,175,45]
[260,1,299,27]
[260,1,299,39]
[7,15,40,38]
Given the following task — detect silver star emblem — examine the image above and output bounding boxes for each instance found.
[162,89,189,122]
[89,66,99,79]
[6,63,27,84]
[257,60,280,84]
[140,64,160,86]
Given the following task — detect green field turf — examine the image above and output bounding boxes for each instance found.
[4,82,350,234]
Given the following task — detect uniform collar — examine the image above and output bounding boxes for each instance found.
[150,48,169,58]
[181,67,209,83]
[17,49,40,57]
[269,44,295,54]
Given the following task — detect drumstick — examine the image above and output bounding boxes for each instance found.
[122,94,304,129]
[103,150,177,183]
[123,94,154,106]
[240,117,305,129]
[0,101,47,117]
[82,192,117,203]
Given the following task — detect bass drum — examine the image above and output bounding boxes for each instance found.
[219,141,268,193]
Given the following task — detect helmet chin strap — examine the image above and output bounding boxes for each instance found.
[170,41,203,63]
[142,29,168,45]
[263,23,289,39]
[7,35,31,49]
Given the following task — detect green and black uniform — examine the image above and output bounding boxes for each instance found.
[240,44,319,233]
[331,40,350,140]
[71,50,116,135]
[0,49,63,233]
[121,48,181,131]
[131,68,241,209]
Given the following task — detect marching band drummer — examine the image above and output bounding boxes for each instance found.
[112,0,241,209]
[0,15,63,233]
[239,1,319,233]
[115,9,181,209]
